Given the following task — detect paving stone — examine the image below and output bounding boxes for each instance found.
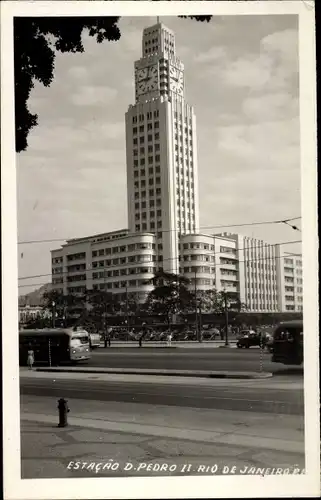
[68,429,145,444]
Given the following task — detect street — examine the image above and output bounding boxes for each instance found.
[20,373,304,415]
[85,347,302,375]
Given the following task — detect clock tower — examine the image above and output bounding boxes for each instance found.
[125,21,200,274]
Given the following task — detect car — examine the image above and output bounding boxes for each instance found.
[236,330,270,349]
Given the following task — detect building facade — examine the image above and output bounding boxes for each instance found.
[276,249,303,312]
[125,22,200,274]
[50,21,303,314]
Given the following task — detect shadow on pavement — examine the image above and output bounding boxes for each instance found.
[273,367,304,377]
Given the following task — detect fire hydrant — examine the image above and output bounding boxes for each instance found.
[57,398,70,427]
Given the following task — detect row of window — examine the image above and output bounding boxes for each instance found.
[182,243,214,251]
[67,264,86,273]
[93,256,155,268]
[93,267,154,279]
[52,257,63,264]
[174,114,193,125]
[134,175,161,186]
[66,252,86,262]
[52,267,63,274]
[135,207,162,217]
[92,243,154,257]
[246,282,277,289]
[133,111,159,124]
[133,153,161,164]
[134,197,162,209]
[221,270,237,276]
[67,274,86,283]
[245,262,276,269]
[247,293,277,300]
[181,254,214,262]
[182,266,214,274]
[174,153,193,163]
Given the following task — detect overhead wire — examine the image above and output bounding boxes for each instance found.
[17,216,302,245]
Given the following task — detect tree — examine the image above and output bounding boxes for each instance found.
[42,288,86,326]
[145,271,193,325]
[14,14,212,152]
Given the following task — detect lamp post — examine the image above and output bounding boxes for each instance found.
[223,290,230,347]
[52,301,56,328]
[125,283,129,336]
[198,298,203,342]
[194,268,198,341]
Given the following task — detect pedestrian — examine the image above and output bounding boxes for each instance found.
[167,332,172,347]
[27,348,34,370]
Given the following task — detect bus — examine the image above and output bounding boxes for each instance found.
[19,328,91,366]
[271,320,303,365]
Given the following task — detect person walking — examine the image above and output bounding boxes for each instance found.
[167,332,172,347]
[27,348,35,370]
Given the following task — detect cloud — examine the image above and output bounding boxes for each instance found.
[194,46,226,63]
[217,118,299,168]
[68,66,88,79]
[220,28,298,91]
[71,85,118,106]
[242,93,299,121]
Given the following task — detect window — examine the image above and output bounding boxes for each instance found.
[140,158,145,166]
[154,121,159,129]
[148,134,153,142]
[133,138,138,145]
[155,166,160,173]
[155,132,159,140]
[148,145,153,153]
[155,154,160,162]
[135,224,140,231]
[140,136,144,144]
[139,125,144,133]
[148,157,153,165]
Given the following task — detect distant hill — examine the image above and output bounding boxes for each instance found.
[19,283,52,307]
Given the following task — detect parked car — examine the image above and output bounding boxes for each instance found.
[236,330,270,349]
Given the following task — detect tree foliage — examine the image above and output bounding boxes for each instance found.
[145,270,193,323]
[14,14,212,152]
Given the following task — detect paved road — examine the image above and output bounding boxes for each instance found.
[86,348,303,375]
[20,376,304,415]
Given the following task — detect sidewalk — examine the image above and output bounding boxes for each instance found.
[34,366,272,379]
[20,394,305,478]
[20,368,303,389]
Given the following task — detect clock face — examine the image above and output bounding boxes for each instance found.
[136,65,158,95]
[169,66,184,96]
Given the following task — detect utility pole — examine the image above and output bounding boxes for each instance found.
[125,283,129,339]
[224,291,229,347]
[52,301,56,328]
[194,268,199,342]
[199,298,202,342]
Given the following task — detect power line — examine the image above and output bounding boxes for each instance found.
[17,216,302,245]
[18,239,302,286]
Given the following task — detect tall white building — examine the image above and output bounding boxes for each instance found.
[50,21,303,314]
[125,22,199,274]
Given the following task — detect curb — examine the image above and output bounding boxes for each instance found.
[35,367,273,379]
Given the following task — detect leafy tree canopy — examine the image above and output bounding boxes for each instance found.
[14,14,212,152]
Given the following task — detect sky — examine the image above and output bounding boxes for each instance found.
[17,14,301,294]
